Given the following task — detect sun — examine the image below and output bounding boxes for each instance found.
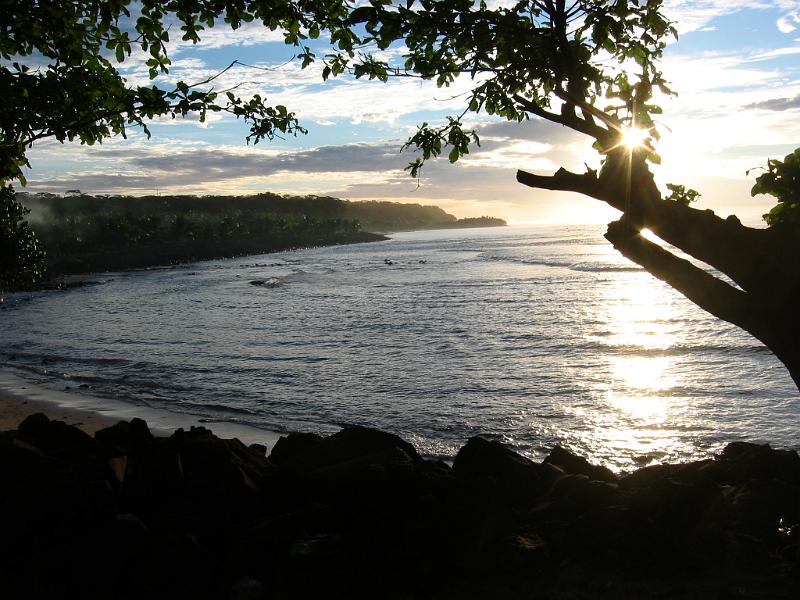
[619,126,650,150]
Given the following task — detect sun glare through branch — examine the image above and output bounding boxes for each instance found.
[620,126,650,151]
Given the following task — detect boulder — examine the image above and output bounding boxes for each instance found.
[620,459,717,490]
[543,474,620,511]
[269,431,324,467]
[271,426,420,472]
[715,442,800,486]
[17,413,96,457]
[164,426,273,512]
[543,445,617,483]
[476,532,549,574]
[95,418,153,454]
[453,437,560,505]
[229,577,266,600]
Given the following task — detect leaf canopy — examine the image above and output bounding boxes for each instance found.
[337,0,677,175]
[0,0,361,184]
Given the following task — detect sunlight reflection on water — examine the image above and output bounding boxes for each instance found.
[1,224,798,471]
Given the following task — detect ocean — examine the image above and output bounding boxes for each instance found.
[2,224,797,471]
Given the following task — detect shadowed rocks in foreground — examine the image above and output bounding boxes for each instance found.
[1,415,798,599]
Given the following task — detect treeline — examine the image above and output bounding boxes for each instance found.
[16,191,504,277]
[20,191,363,253]
[17,191,370,276]
[445,216,507,228]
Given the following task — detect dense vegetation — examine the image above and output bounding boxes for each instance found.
[443,216,506,229]
[13,191,503,279]
[21,191,361,250]
[0,187,45,291]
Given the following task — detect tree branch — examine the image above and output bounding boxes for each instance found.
[604,219,762,336]
[517,167,607,200]
[517,163,800,300]
[512,94,608,140]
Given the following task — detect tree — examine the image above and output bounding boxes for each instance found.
[331,0,800,390]
[0,0,362,292]
[0,186,45,295]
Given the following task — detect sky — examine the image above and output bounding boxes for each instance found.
[21,0,800,226]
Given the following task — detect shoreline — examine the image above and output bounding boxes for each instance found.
[41,230,388,281]
[0,370,283,448]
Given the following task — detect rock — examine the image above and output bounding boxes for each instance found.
[543,445,617,483]
[477,532,549,573]
[272,426,420,472]
[122,437,183,498]
[726,478,800,542]
[269,432,324,467]
[3,418,799,598]
[230,577,266,600]
[95,418,153,453]
[621,459,717,490]
[621,474,723,565]
[716,442,800,486]
[249,443,268,457]
[0,435,62,485]
[304,446,416,485]
[17,413,96,456]
[454,437,559,505]
[544,474,620,510]
[168,426,273,502]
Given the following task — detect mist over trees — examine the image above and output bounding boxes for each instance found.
[14,191,502,277]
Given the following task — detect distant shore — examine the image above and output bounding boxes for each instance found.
[42,230,387,280]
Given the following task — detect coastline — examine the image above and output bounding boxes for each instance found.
[42,230,388,281]
[0,370,282,448]
[2,233,393,449]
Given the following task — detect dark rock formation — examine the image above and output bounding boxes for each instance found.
[1,414,798,599]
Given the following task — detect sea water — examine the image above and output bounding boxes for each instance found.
[2,224,797,471]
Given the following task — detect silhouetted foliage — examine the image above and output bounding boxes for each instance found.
[0,185,45,296]
[664,184,700,207]
[20,192,359,260]
[752,149,800,227]
[449,216,507,228]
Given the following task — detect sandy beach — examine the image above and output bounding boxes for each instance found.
[0,383,120,434]
[0,370,283,447]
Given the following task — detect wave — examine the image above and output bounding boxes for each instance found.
[480,252,643,273]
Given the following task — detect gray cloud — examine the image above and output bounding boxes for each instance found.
[127,143,410,177]
[474,117,585,144]
[24,119,594,221]
[745,94,800,111]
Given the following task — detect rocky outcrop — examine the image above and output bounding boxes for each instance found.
[1,414,798,599]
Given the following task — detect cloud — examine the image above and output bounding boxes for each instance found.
[744,94,800,111]
[24,141,410,193]
[663,1,800,34]
[748,45,800,61]
[22,127,603,223]
[777,13,800,33]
